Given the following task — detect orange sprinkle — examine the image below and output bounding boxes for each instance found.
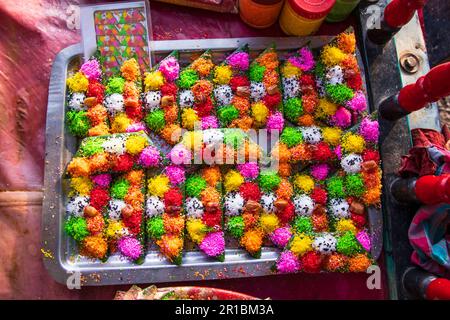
[157,234,183,260]
[230,115,254,131]
[201,186,221,204]
[348,254,371,272]
[87,104,108,126]
[201,166,222,186]
[290,143,312,162]
[190,57,214,77]
[125,170,145,187]
[298,114,315,127]
[89,152,111,173]
[271,143,291,163]
[163,213,185,235]
[67,157,91,177]
[302,94,318,114]
[256,51,279,69]
[240,229,264,254]
[123,81,140,98]
[86,215,105,234]
[277,162,292,178]
[161,123,182,145]
[163,104,178,124]
[337,32,356,54]
[88,123,110,136]
[262,69,279,88]
[363,187,381,205]
[232,96,251,115]
[81,235,108,259]
[276,179,293,200]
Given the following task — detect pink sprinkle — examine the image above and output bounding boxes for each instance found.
[118,236,142,261]
[201,116,219,129]
[92,174,111,188]
[334,145,342,160]
[126,122,147,133]
[266,111,285,132]
[199,232,225,258]
[169,144,192,165]
[270,227,292,248]
[277,251,300,274]
[80,59,101,81]
[356,230,371,252]
[311,163,330,181]
[158,56,180,82]
[237,162,259,180]
[331,107,352,128]
[138,146,161,167]
[288,47,315,72]
[359,117,379,143]
[226,51,250,71]
[346,91,367,113]
[165,165,186,185]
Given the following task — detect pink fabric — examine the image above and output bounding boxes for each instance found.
[0,1,385,299]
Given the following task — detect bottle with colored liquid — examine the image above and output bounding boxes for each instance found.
[326,0,361,22]
[279,0,336,36]
[239,0,284,29]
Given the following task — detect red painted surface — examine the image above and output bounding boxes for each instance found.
[398,62,450,112]
[0,0,386,299]
[426,278,450,300]
[415,175,450,205]
[384,0,426,28]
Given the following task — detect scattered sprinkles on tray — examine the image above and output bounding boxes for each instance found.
[66,57,111,137]
[249,46,283,129]
[214,46,252,130]
[143,51,181,145]
[177,51,217,131]
[185,166,225,260]
[63,30,381,273]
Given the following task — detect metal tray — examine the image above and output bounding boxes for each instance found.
[42,37,382,286]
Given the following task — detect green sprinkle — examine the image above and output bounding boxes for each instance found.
[66,110,90,137]
[227,216,245,239]
[293,216,313,234]
[325,84,354,105]
[314,61,326,78]
[283,97,303,123]
[258,170,281,192]
[336,231,362,256]
[223,129,246,149]
[79,138,104,157]
[146,216,165,240]
[64,216,89,242]
[106,77,126,95]
[249,63,266,82]
[217,105,239,126]
[185,175,207,198]
[280,127,303,148]
[326,176,345,198]
[111,178,130,199]
[344,173,365,197]
[177,69,199,89]
[145,109,166,132]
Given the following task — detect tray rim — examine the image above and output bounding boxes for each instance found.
[42,37,382,286]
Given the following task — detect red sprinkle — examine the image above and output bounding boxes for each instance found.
[164,187,183,207]
[113,154,135,172]
[239,182,261,202]
[89,187,110,211]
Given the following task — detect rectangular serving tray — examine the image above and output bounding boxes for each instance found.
[42,37,382,286]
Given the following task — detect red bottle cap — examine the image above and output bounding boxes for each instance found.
[288,0,336,20]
